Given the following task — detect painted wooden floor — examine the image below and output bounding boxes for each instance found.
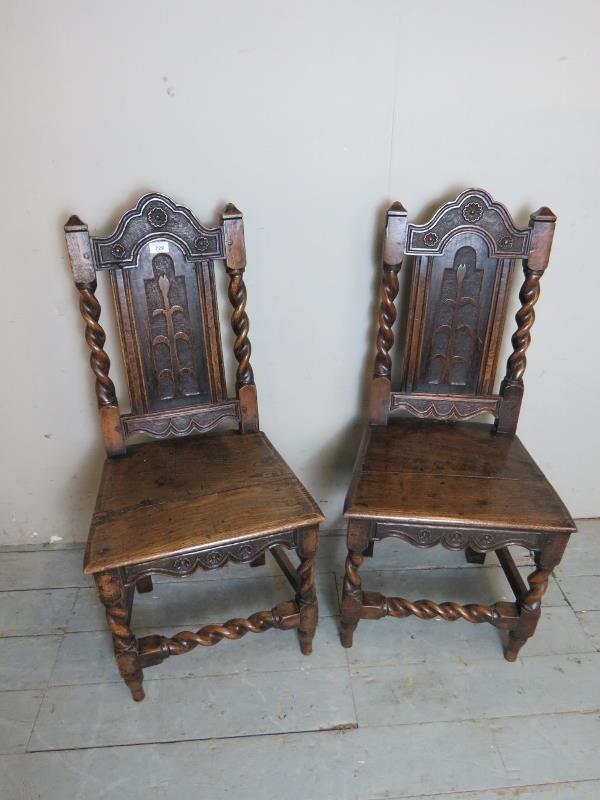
[1,520,599,799]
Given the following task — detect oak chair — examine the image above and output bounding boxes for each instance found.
[341,189,575,660]
[65,193,323,701]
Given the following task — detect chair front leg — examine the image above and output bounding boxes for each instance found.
[296,526,319,655]
[95,570,145,701]
[504,535,568,662]
[340,519,370,647]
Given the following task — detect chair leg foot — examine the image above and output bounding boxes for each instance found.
[340,620,357,649]
[465,546,486,564]
[124,667,146,701]
[136,576,153,593]
[296,527,319,656]
[298,607,317,655]
[503,543,561,661]
[130,684,145,701]
[95,571,145,702]
[504,630,528,662]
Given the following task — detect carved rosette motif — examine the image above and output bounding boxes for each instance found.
[124,530,298,584]
[462,201,483,223]
[92,193,225,267]
[405,189,531,256]
[375,523,541,553]
[147,207,168,228]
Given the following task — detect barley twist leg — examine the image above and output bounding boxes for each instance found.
[296,527,319,655]
[95,571,144,701]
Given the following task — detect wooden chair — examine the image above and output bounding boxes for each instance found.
[65,193,323,701]
[341,189,575,660]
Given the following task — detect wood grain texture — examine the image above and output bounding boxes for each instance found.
[85,432,323,574]
[344,421,574,533]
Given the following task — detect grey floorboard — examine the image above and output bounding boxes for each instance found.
[0,589,78,636]
[29,666,355,751]
[555,519,600,578]
[555,574,600,612]
[576,609,600,651]
[0,548,88,591]
[4,712,600,799]
[350,653,600,728]
[1,531,599,799]
[0,691,43,755]
[398,780,600,799]
[0,636,62,690]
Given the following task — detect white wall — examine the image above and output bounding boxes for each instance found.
[1,0,598,546]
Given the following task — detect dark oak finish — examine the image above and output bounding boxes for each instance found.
[65,193,323,701]
[342,189,575,660]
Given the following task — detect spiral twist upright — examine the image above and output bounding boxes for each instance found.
[77,280,118,408]
[343,551,364,595]
[505,267,543,384]
[95,572,144,700]
[374,266,400,378]
[228,271,254,387]
[521,566,551,614]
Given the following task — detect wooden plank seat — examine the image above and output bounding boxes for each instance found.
[345,419,574,533]
[86,431,323,573]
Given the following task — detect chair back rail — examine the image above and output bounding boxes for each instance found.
[65,193,258,456]
[369,189,556,433]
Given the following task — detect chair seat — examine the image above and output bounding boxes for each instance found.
[344,418,575,534]
[84,431,324,574]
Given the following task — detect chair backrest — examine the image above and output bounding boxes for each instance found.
[65,193,258,456]
[369,189,556,435]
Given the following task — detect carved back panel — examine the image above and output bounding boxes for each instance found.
[370,189,557,433]
[66,193,259,456]
[401,191,531,397]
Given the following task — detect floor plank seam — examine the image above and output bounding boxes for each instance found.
[20,709,600,757]
[24,723,361,755]
[377,776,600,800]
[3,646,597,692]
[352,707,600,731]
[40,662,353,691]
[575,610,600,653]
[23,593,73,754]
